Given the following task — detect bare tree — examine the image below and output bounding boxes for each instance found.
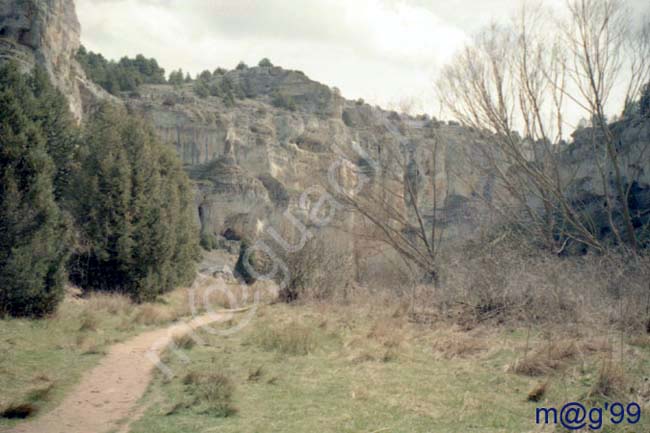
[329,118,447,291]
[436,0,650,253]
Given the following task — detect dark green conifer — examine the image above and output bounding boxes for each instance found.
[0,64,70,317]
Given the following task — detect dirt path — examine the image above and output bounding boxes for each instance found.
[6,308,250,433]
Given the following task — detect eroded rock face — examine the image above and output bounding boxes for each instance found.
[126,69,490,243]
[0,0,110,119]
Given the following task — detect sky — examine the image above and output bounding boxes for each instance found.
[77,0,650,116]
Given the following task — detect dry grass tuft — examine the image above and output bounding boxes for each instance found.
[134,304,173,326]
[247,366,264,382]
[381,348,399,363]
[589,359,627,399]
[628,335,650,349]
[86,293,133,315]
[1,382,55,420]
[350,352,376,364]
[527,382,547,402]
[78,310,99,332]
[432,333,488,359]
[75,335,104,355]
[172,333,196,350]
[367,319,405,349]
[24,383,54,403]
[512,340,581,376]
[256,323,316,356]
[182,371,237,417]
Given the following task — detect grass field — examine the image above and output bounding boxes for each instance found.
[126,302,650,433]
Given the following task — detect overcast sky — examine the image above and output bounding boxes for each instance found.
[77,0,650,115]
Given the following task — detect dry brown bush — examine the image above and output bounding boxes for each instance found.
[512,339,582,376]
[172,333,196,350]
[367,318,406,349]
[85,293,133,315]
[78,310,100,332]
[271,227,354,302]
[431,333,488,359]
[589,358,628,399]
[527,382,547,402]
[511,338,612,377]
[425,238,650,331]
[133,304,174,326]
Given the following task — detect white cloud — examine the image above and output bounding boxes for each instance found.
[76,0,470,112]
[76,0,650,114]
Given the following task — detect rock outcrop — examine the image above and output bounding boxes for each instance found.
[125,69,489,242]
[0,0,110,119]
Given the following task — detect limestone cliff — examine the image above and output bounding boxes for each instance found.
[124,68,489,242]
[0,0,109,119]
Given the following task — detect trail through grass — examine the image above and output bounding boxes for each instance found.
[128,303,650,433]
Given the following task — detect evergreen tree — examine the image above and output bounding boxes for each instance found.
[71,104,199,301]
[29,67,79,200]
[76,47,167,94]
[258,58,273,68]
[169,69,185,86]
[0,64,70,317]
[198,70,213,81]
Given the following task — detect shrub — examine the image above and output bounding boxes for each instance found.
[342,110,354,127]
[271,91,296,111]
[234,240,256,285]
[193,80,209,98]
[200,233,218,251]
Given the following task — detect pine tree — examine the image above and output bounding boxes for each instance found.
[0,64,70,317]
